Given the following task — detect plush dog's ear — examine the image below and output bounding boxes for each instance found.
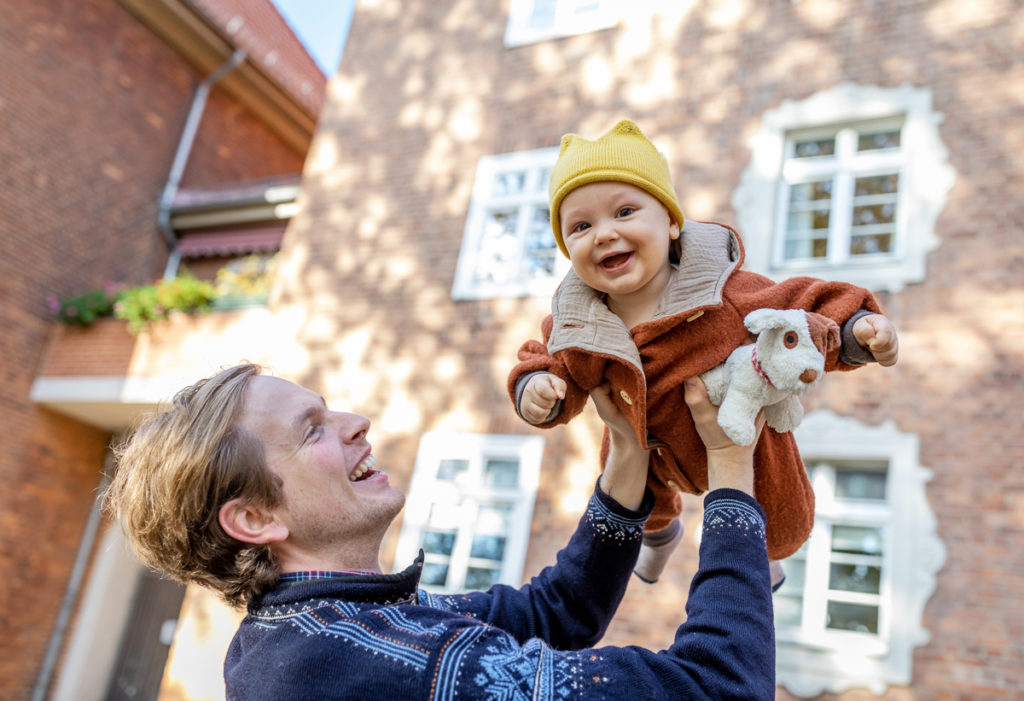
[744,308,785,334]
[805,312,841,354]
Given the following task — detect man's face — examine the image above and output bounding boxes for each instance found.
[239,376,405,564]
[560,181,680,312]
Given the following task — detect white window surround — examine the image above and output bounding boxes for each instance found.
[452,147,569,300]
[505,0,620,48]
[776,410,946,697]
[394,432,544,593]
[733,83,955,292]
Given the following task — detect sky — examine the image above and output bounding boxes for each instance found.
[270,0,356,77]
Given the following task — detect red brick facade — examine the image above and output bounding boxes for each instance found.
[0,0,313,697]
[279,2,1021,699]
[10,1,1023,699]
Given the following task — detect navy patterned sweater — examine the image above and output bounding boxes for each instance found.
[224,485,774,700]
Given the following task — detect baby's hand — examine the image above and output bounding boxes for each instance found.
[521,373,567,424]
[853,314,899,367]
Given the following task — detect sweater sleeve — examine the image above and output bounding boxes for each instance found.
[727,270,882,372]
[434,489,775,701]
[425,479,652,650]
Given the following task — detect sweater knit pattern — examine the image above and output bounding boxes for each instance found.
[225,487,774,700]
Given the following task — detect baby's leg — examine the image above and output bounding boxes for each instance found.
[770,560,786,592]
[634,519,684,584]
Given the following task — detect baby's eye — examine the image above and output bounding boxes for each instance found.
[569,221,590,235]
[617,206,635,217]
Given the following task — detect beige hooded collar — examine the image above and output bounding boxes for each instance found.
[547,221,743,367]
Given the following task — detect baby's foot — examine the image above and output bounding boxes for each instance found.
[634,519,684,584]
[770,560,786,593]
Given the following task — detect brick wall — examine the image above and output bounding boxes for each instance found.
[277,1,1023,698]
[0,0,309,696]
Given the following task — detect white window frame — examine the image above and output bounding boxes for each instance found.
[394,432,544,593]
[774,118,905,269]
[505,0,620,48]
[733,83,955,292]
[775,410,946,697]
[452,147,570,300]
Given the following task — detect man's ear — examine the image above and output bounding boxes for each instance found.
[219,498,288,545]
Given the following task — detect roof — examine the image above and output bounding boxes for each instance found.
[186,0,326,116]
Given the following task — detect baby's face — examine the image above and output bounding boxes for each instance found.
[560,181,680,305]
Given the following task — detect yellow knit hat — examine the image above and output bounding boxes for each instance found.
[548,119,685,258]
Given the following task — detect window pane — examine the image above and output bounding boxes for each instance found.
[826,601,879,634]
[492,171,526,197]
[835,469,887,500]
[832,525,883,556]
[855,173,899,197]
[465,566,500,590]
[470,534,507,561]
[484,458,520,488]
[786,208,831,232]
[784,236,829,260]
[421,563,449,587]
[790,180,833,203]
[524,207,557,277]
[536,167,551,193]
[437,459,469,481]
[830,563,881,594]
[850,232,893,255]
[422,530,456,556]
[858,130,901,151]
[475,210,520,284]
[794,138,835,158]
[852,203,896,227]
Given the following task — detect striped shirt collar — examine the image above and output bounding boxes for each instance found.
[279,569,379,583]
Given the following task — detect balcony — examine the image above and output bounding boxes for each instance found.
[31,307,291,431]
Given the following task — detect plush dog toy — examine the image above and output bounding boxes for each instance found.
[701,308,841,446]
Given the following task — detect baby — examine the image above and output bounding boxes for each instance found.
[509,120,898,585]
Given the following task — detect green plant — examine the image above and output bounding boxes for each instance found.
[48,286,122,327]
[214,254,277,302]
[114,272,216,333]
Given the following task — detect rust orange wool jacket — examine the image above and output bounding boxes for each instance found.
[509,221,881,560]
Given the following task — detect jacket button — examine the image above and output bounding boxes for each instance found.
[667,479,682,492]
[618,390,632,405]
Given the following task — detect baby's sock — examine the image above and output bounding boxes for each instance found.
[634,518,684,584]
[770,560,786,592]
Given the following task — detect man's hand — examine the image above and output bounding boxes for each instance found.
[853,313,899,367]
[591,384,648,511]
[684,377,762,496]
[521,373,567,424]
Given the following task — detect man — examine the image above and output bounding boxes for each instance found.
[104,364,774,699]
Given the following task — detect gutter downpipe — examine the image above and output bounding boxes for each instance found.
[30,49,246,701]
[30,473,108,701]
[160,49,246,280]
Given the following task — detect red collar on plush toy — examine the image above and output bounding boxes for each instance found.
[751,345,773,387]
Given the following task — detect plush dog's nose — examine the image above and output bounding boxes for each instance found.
[799,369,818,383]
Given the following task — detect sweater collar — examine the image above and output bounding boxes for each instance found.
[252,551,425,610]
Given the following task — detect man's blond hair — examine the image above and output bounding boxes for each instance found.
[103,363,281,607]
